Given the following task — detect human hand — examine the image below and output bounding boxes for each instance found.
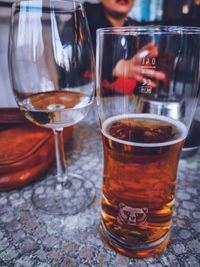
[112,42,166,88]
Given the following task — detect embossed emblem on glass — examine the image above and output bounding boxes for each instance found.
[117,203,148,226]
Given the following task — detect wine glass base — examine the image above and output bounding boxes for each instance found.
[32,173,95,215]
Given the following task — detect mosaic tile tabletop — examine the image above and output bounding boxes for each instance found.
[0,108,200,267]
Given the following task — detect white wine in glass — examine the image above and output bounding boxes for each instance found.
[9,0,95,215]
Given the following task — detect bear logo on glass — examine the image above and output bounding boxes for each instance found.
[117,203,148,226]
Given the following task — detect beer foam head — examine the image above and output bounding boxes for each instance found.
[102,114,187,147]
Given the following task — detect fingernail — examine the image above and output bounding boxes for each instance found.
[138,50,149,58]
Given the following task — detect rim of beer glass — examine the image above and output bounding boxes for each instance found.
[11,0,83,12]
[97,26,200,35]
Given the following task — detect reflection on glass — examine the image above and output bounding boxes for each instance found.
[9,0,95,215]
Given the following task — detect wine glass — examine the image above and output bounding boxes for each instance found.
[9,0,95,215]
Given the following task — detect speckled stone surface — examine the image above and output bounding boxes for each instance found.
[0,107,200,267]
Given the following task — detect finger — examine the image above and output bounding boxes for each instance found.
[131,56,141,64]
[134,75,157,88]
[134,48,158,61]
[142,78,157,88]
[132,74,144,83]
[148,46,158,57]
[153,71,166,80]
[141,69,166,80]
[137,42,158,58]
[138,42,156,52]
[131,65,143,75]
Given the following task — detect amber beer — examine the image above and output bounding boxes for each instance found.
[100,114,186,258]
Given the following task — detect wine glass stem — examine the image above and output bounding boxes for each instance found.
[53,128,68,184]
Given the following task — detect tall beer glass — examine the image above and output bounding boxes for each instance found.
[96,27,200,258]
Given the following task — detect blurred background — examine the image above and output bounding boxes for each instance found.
[131,0,200,26]
[1,0,199,104]
[84,0,200,25]
[0,0,199,157]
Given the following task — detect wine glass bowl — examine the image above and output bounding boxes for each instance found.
[9,0,95,215]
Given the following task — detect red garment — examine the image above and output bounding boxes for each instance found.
[102,77,137,95]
